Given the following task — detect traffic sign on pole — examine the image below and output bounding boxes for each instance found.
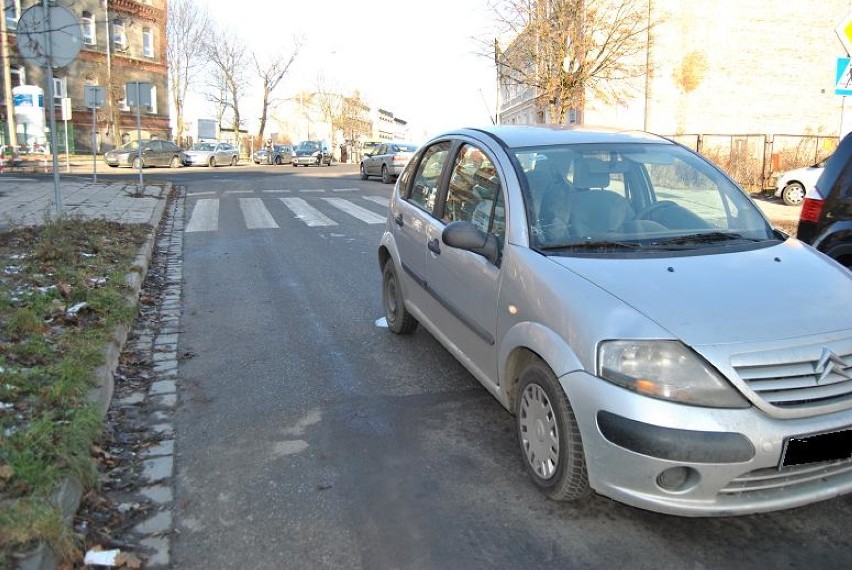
[836,57,852,96]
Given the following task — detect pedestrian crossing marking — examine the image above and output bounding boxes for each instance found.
[322,197,385,224]
[280,197,337,227]
[239,198,279,229]
[184,195,388,233]
[363,196,389,207]
[186,199,219,232]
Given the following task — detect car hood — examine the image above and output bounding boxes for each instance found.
[778,165,822,186]
[549,239,852,346]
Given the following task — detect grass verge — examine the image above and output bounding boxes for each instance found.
[0,218,150,568]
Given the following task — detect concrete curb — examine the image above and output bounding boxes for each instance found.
[16,183,175,570]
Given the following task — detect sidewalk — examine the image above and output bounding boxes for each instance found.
[0,174,170,231]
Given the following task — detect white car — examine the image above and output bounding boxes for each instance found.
[774,157,828,206]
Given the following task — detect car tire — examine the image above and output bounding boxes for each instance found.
[132,157,143,170]
[381,165,392,184]
[275,155,282,165]
[782,182,806,206]
[516,359,591,502]
[360,164,369,180]
[231,155,238,166]
[170,156,181,168]
[208,156,216,168]
[382,262,418,334]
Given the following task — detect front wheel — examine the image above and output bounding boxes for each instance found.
[360,164,369,180]
[516,359,590,501]
[132,156,143,170]
[208,156,216,168]
[382,262,418,334]
[170,156,181,168]
[782,182,805,206]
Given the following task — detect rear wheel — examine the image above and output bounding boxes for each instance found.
[231,155,238,166]
[782,182,806,206]
[382,262,418,334]
[381,165,392,184]
[516,359,590,501]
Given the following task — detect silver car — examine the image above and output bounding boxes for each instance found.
[182,141,240,167]
[378,125,852,517]
[360,142,418,184]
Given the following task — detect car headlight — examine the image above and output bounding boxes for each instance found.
[598,340,749,408]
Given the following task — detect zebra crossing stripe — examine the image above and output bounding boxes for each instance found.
[322,197,386,224]
[186,199,219,232]
[363,196,389,207]
[280,197,337,227]
[239,198,279,229]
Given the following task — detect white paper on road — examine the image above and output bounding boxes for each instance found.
[83,549,120,565]
[322,197,385,224]
[239,198,279,229]
[185,198,219,232]
[280,197,337,227]
[363,196,390,207]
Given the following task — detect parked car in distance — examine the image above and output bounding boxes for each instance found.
[104,140,182,169]
[253,144,294,165]
[796,133,852,269]
[181,141,240,167]
[292,140,332,166]
[379,124,852,517]
[774,156,829,206]
[361,142,418,184]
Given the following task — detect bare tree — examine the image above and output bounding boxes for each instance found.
[492,0,654,124]
[253,37,302,141]
[167,0,211,146]
[204,27,249,146]
[312,73,341,141]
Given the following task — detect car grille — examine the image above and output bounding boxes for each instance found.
[719,458,852,495]
[731,337,852,412]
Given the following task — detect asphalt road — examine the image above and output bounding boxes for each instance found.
[159,164,852,569]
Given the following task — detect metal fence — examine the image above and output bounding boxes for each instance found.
[668,133,839,193]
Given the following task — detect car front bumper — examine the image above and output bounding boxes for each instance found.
[293,155,320,165]
[561,369,852,516]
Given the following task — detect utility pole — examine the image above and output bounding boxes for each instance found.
[1,1,18,149]
[103,0,115,148]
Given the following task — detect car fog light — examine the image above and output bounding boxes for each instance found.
[656,466,698,492]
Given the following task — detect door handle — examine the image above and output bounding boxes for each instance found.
[428,238,441,255]
[394,213,404,227]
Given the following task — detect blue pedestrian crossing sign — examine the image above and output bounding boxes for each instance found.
[836,57,852,95]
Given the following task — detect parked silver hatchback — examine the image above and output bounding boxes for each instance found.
[378,125,852,517]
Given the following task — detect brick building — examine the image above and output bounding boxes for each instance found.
[499,1,852,138]
[1,0,169,154]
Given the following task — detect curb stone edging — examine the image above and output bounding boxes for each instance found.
[15,183,175,570]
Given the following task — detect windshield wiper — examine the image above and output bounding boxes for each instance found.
[649,231,762,248]
[538,240,644,252]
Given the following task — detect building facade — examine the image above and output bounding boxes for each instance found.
[1,0,169,154]
[499,1,852,139]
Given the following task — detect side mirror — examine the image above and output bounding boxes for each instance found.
[442,221,499,264]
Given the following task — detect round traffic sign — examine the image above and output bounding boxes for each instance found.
[15,4,83,69]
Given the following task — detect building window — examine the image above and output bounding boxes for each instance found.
[142,27,154,57]
[5,0,20,30]
[11,66,25,87]
[113,19,127,50]
[148,85,157,114]
[81,11,95,45]
[53,76,67,100]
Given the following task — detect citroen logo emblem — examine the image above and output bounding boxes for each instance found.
[815,348,851,384]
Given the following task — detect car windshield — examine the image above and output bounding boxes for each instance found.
[192,143,216,151]
[515,142,775,252]
[297,142,319,152]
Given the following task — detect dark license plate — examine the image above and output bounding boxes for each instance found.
[782,428,852,468]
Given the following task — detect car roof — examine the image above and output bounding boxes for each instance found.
[431,124,673,149]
